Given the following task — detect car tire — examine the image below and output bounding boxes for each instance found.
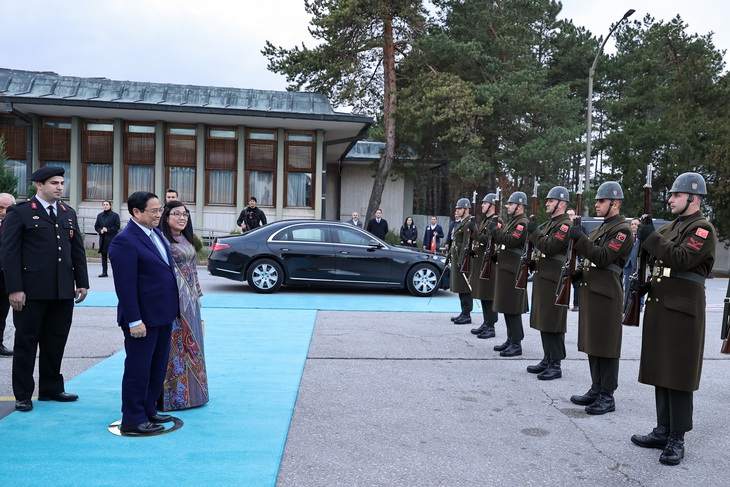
[406,263,440,297]
[246,258,284,293]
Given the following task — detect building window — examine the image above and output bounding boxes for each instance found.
[245,129,276,206]
[285,131,314,208]
[125,123,155,196]
[38,118,73,199]
[82,121,113,201]
[206,127,237,205]
[165,125,196,203]
[0,116,28,197]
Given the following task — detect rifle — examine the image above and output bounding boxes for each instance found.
[479,188,501,280]
[459,223,473,274]
[622,164,653,326]
[515,180,539,289]
[556,179,583,306]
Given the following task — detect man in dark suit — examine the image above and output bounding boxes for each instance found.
[366,209,388,240]
[109,191,180,435]
[0,167,89,412]
[346,212,363,228]
[0,192,16,356]
[422,216,444,253]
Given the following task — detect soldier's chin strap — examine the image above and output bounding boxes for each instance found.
[548,201,561,216]
[680,194,694,215]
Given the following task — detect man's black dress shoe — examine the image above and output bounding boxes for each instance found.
[493,340,511,352]
[98,273,108,278]
[453,314,472,325]
[38,392,79,402]
[15,399,33,411]
[119,422,165,434]
[149,413,174,423]
[0,344,13,356]
[499,343,522,357]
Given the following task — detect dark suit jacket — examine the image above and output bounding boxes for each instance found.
[423,224,444,250]
[366,218,388,240]
[1,197,89,299]
[346,218,363,228]
[109,221,179,327]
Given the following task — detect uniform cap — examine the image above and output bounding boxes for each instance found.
[31,166,65,182]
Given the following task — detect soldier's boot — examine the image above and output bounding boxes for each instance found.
[453,313,472,325]
[570,384,600,406]
[537,361,562,380]
[477,325,496,339]
[585,390,615,415]
[527,357,549,374]
[631,425,670,449]
[493,340,511,352]
[659,432,685,466]
[471,322,489,334]
[451,313,464,322]
[499,341,522,357]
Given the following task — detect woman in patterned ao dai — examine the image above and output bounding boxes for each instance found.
[158,201,209,410]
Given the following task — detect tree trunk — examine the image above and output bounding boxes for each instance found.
[366,16,397,226]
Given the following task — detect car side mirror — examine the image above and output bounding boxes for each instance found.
[368,240,384,249]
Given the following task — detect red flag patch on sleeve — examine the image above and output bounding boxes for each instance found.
[695,227,709,239]
[615,232,627,242]
[512,224,524,239]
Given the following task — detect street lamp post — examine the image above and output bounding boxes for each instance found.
[584,8,635,215]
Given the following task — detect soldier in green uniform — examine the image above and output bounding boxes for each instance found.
[470,193,501,339]
[449,198,476,325]
[568,181,633,415]
[525,186,571,380]
[489,191,529,357]
[630,172,715,466]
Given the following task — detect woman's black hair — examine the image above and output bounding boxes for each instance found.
[160,200,194,245]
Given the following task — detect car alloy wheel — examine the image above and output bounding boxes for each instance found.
[407,263,439,297]
[247,258,284,293]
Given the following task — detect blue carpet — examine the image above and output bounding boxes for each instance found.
[0,307,316,487]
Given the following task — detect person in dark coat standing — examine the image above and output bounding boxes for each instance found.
[236,197,267,232]
[568,181,633,416]
[0,192,16,356]
[525,186,571,380]
[470,193,501,339]
[109,191,180,435]
[449,198,476,324]
[399,216,418,247]
[0,166,89,412]
[94,200,120,278]
[490,191,529,357]
[423,216,444,253]
[366,209,388,240]
[630,173,715,466]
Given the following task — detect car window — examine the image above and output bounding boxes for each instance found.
[333,226,372,246]
[273,226,328,243]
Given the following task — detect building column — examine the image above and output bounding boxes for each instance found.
[70,117,83,210]
[276,128,285,221]
[155,120,165,203]
[195,123,205,229]
[112,119,124,213]
[315,129,324,219]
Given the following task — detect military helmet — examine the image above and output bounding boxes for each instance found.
[546,186,570,202]
[455,197,471,209]
[595,181,624,200]
[507,191,528,205]
[669,172,707,195]
[482,193,498,205]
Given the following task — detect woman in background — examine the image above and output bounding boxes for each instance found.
[94,200,120,277]
[400,216,418,247]
[158,201,209,410]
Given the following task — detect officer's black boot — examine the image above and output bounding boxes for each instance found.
[585,390,615,415]
[451,313,464,322]
[659,432,685,466]
[477,325,495,339]
[494,339,511,352]
[570,384,600,406]
[471,322,488,334]
[631,424,670,449]
[499,341,522,357]
[453,313,472,325]
[537,360,562,380]
[527,357,549,374]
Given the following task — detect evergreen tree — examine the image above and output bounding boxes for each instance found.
[0,136,20,197]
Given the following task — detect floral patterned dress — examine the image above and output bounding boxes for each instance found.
[158,236,209,411]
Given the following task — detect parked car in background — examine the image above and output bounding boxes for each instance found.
[208,220,450,297]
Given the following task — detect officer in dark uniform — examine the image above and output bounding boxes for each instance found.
[568,181,632,415]
[0,166,90,412]
[489,191,529,357]
[449,198,476,324]
[630,172,715,466]
[470,193,501,339]
[525,186,571,380]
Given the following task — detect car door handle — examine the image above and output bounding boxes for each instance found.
[339,251,349,255]
[281,248,290,251]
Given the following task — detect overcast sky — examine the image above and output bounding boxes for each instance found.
[2,0,728,96]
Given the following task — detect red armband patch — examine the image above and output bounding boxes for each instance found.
[512,224,524,238]
[695,227,709,239]
[687,236,705,252]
